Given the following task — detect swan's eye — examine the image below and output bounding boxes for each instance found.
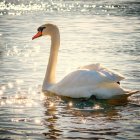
[37,27,46,32]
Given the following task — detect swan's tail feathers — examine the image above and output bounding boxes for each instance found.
[106,90,139,105]
[113,90,139,100]
[125,90,139,97]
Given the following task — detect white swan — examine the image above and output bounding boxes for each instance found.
[32,23,138,99]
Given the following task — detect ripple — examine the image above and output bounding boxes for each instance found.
[0,0,139,16]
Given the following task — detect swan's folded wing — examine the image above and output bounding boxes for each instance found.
[48,69,125,98]
[49,70,112,96]
[78,63,125,82]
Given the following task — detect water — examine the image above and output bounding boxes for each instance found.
[0,0,140,139]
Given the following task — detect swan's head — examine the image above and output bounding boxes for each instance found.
[32,23,59,40]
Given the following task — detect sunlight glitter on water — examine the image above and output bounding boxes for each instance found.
[49,102,54,108]
[0,81,42,108]
[0,1,45,11]
[1,85,6,91]
[11,117,43,127]
[92,104,103,110]
[68,102,73,107]
[7,82,14,89]
[0,0,131,16]
[0,90,3,95]
[16,79,24,85]
[34,119,42,125]
[0,94,39,107]
[81,118,87,124]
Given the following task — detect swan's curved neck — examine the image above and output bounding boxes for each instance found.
[43,28,60,87]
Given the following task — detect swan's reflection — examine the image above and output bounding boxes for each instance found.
[42,95,62,139]
[42,92,131,139]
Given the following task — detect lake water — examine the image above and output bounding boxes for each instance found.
[0,0,140,139]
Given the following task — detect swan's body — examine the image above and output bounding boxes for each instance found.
[32,23,138,99]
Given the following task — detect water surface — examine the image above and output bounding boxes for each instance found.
[0,0,140,139]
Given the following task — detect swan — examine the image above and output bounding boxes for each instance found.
[32,23,138,99]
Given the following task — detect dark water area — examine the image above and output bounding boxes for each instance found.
[0,0,140,139]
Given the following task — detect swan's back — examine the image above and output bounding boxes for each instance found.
[78,63,125,82]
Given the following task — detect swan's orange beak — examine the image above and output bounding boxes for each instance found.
[32,31,42,40]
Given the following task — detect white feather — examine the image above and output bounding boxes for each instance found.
[46,68,127,99]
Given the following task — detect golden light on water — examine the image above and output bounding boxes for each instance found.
[0,101,5,106]
[0,83,38,106]
[0,90,3,95]
[68,102,73,107]
[1,85,6,91]
[6,99,13,105]
[81,118,87,124]
[34,119,41,124]
[15,94,20,99]
[11,118,42,125]
[8,82,14,88]
[11,118,19,122]
[11,118,29,123]
[40,92,46,100]
[25,102,33,107]
[13,46,18,54]
[92,104,103,110]
[49,102,54,107]
[16,79,24,85]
